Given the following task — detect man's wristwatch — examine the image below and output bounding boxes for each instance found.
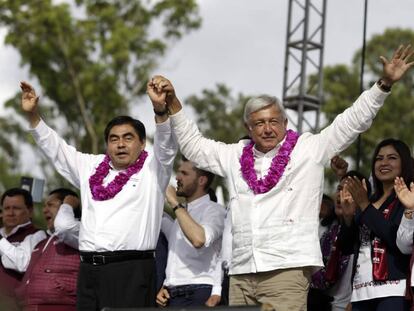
[376,78,392,92]
[173,203,186,212]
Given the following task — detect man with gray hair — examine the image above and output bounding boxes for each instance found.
[146,45,414,311]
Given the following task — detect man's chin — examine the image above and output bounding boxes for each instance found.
[176,190,185,197]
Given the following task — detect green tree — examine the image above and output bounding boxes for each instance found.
[321,28,414,179]
[0,116,24,192]
[0,0,200,190]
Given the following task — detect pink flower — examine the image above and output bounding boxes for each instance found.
[239,130,299,194]
[89,151,149,201]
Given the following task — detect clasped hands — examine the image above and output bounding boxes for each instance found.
[146,75,176,114]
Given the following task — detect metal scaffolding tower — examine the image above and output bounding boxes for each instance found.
[282,0,327,134]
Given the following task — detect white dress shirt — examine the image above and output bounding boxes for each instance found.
[53,203,80,249]
[396,214,414,285]
[0,203,80,272]
[29,119,177,252]
[170,84,389,275]
[0,230,47,272]
[162,194,226,295]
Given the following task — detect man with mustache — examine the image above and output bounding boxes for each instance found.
[0,188,39,310]
[156,157,225,308]
[1,188,80,311]
[20,81,177,310]
[147,45,414,311]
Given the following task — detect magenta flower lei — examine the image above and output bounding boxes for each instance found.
[89,151,148,201]
[240,130,299,194]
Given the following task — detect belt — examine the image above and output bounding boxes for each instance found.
[80,250,154,265]
[166,284,212,298]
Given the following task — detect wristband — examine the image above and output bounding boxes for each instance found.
[404,209,414,219]
[376,78,392,93]
[173,203,186,212]
[153,108,168,116]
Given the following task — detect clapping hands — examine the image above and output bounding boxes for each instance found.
[394,176,414,210]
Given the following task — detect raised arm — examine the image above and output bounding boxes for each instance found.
[313,45,414,164]
[54,195,81,249]
[146,77,178,185]
[147,75,235,177]
[20,82,96,188]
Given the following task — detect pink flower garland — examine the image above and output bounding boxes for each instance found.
[89,151,148,201]
[240,130,299,194]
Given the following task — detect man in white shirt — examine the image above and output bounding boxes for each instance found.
[1,188,80,311]
[146,44,414,311]
[0,188,39,310]
[156,158,225,308]
[20,81,177,310]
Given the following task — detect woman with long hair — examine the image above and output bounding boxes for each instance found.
[342,138,413,311]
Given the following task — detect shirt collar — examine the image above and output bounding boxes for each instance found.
[0,221,32,238]
[187,194,211,212]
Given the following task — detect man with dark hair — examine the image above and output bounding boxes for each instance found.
[20,81,177,310]
[1,188,80,311]
[0,188,39,309]
[156,158,225,307]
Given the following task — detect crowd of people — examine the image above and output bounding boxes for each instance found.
[0,44,413,311]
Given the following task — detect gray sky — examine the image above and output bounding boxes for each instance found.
[0,0,414,173]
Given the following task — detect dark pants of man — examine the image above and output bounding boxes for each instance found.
[76,256,156,311]
[352,296,409,311]
[167,284,212,307]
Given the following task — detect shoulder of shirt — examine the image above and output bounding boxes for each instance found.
[205,200,226,213]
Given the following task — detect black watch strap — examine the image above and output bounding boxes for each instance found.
[153,108,168,116]
[377,78,392,92]
[173,203,186,212]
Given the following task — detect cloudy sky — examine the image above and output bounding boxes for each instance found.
[147,0,414,131]
[1,0,414,140]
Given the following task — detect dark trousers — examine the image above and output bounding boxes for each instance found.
[167,284,212,307]
[76,257,156,311]
[352,296,409,311]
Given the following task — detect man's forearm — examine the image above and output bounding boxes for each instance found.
[175,208,206,248]
[27,111,41,128]
[167,96,182,115]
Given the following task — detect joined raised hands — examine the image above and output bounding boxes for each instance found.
[380,44,414,85]
[147,75,176,111]
[344,177,370,211]
[394,176,414,210]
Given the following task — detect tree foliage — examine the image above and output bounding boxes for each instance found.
[185,84,248,143]
[0,0,200,190]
